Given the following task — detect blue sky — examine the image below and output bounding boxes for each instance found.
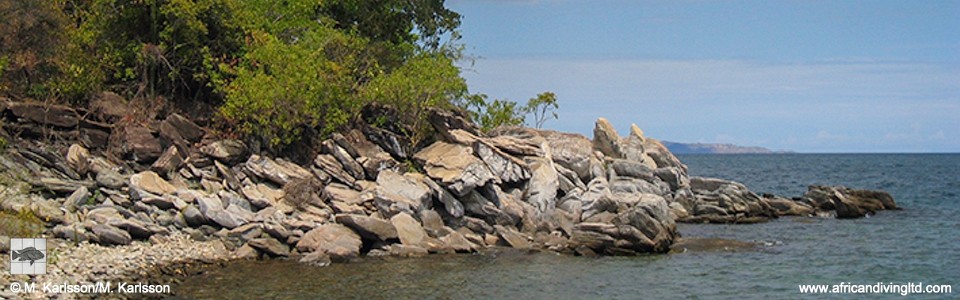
[446,0,960,153]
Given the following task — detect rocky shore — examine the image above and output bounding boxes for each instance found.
[0,96,898,298]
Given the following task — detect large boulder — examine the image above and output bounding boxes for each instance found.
[296,224,363,262]
[593,118,624,159]
[390,212,428,247]
[681,177,776,223]
[336,214,398,242]
[374,170,432,218]
[414,141,495,197]
[571,193,677,254]
[119,126,162,163]
[803,185,898,218]
[523,157,559,214]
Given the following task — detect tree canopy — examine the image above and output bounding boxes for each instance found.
[0,0,556,152]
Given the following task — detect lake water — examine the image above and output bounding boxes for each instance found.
[174,154,960,299]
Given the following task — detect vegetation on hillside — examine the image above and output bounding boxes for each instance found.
[0,0,559,152]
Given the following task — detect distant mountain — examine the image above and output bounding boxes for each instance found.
[662,141,788,154]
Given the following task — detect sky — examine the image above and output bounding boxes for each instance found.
[446,0,960,153]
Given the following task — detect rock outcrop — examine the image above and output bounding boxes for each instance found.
[0,100,900,269]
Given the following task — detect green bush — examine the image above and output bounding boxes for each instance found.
[362,52,467,142]
[219,27,367,147]
[464,91,560,131]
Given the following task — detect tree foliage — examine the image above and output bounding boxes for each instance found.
[465,91,560,131]
[363,52,467,141]
[0,0,70,98]
[525,91,559,129]
[0,0,561,154]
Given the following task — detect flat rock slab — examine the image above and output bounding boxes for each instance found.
[248,237,290,257]
[130,171,178,196]
[336,214,398,241]
[494,225,532,249]
[296,224,362,262]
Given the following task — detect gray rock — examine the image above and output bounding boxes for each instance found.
[151,146,184,174]
[524,157,559,214]
[66,186,91,211]
[296,224,362,262]
[248,237,290,257]
[642,138,687,172]
[121,126,163,163]
[609,159,656,182]
[244,155,311,186]
[593,118,625,159]
[141,195,178,210]
[36,177,95,194]
[419,210,446,235]
[109,219,153,239]
[614,194,678,253]
[323,140,365,181]
[374,170,432,218]
[314,154,357,187]
[93,224,132,245]
[413,141,495,197]
[684,177,776,223]
[324,183,362,204]
[197,195,248,229]
[390,212,427,247]
[262,222,291,241]
[202,140,247,163]
[241,183,283,209]
[96,169,125,189]
[228,223,264,242]
[473,141,531,183]
[654,167,689,191]
[762,194,814,216]
[336,214,398,241]
[420,175,464,218]
[182,205,206,227]
[233,244,260,260]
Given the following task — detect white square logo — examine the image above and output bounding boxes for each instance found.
[10,238,46,275]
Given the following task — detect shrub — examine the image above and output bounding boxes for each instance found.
[362,52,467,143]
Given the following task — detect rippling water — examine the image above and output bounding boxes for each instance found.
[175,154,960,299]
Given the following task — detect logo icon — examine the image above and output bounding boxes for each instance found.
[10,238,46,275]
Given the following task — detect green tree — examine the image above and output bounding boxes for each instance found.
[0,0,69,98]
[219,27,366,147]
[362,52,468,142]
[524,91,558,129]
[463,93,524,131]
[74,0,244,101]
